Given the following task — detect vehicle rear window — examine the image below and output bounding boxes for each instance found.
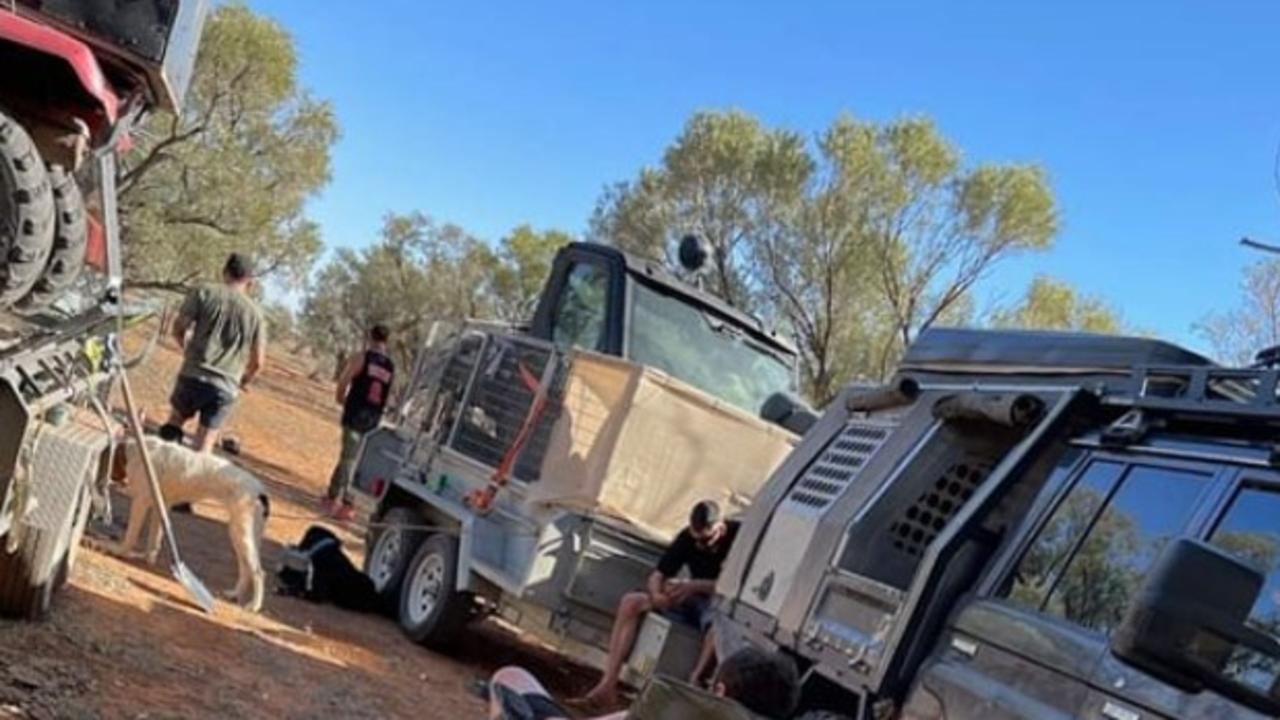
[1004,462,1208,634]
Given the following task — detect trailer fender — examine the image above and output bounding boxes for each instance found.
[0,12,120,125]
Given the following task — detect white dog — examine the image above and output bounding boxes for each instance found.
[110,435,270,612]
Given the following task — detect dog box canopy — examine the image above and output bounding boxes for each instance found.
[527,351,796,542]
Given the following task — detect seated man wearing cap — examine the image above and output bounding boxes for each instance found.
[161,252,267,453]
[577,499,740,708]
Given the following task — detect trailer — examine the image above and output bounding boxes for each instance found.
[350,240,805,684]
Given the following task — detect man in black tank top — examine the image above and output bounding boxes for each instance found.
[326,324,395,519]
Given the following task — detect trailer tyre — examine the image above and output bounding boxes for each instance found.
[0,525,63,620]
[399,533,470,650]
[364,506,422,599]
[22,165,87,308]
[0,111,56,307]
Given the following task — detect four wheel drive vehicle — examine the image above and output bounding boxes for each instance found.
[714,327,1280,719]
[350,241,802,680]
[0,0,207,618]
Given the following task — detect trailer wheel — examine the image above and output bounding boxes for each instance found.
[21,165,87,308]
[399,533,470,650]
[364,506,422,599]
[0,111,56,307]
[0,524,64,620]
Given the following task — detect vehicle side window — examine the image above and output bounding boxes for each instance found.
[552,262,609,352]
[1209,485,1280,646]
[1003,462,1208,635]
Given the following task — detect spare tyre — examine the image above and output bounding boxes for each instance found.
[21,165,87,309]
[0,111,55,307]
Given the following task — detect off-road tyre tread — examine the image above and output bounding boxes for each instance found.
[0,111,56,308]
[22,165,87,308]
[0,525,60,620]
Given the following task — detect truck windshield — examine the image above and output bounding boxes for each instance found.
[629,280,795,415]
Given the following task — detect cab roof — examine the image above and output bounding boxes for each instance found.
[570,242,799,357]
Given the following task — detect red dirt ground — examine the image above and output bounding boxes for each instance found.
[0,325,599,719]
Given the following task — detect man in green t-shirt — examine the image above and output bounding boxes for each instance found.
[160,253,267,453]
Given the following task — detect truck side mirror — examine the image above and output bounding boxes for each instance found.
[1111,537,1280,715]
[760,392,818,435]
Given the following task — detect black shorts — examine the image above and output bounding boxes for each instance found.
[170,376,236,429]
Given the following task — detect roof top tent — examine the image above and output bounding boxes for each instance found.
[902,327,1214,375]
[14,0,208,113]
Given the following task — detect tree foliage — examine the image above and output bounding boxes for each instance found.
[991,275,1124,334]
[488,225,572,323]
[1197,259,1280,366]
[592,110,1060,402]
[119,3,337,291]
[298,214,568,376]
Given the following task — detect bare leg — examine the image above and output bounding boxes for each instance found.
[194,424,219,454]
[578,591,652,705]
[690,626,717,686]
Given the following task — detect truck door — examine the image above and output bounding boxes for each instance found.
[1078,471,1279,720]
[528,246,626,355]
[906,456,1222,719]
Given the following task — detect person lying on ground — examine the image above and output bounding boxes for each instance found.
[576,499,740,707]
[486,646,800,720]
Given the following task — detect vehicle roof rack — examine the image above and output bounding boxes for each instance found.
[1105,365,1280,422]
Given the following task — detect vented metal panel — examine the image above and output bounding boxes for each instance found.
[888,461,989,559]
[783,421,893,512]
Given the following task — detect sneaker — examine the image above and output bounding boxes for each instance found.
[332,502,356,522]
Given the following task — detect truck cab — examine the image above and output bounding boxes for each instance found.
[525,241,796,417]
[716,328,1280,719]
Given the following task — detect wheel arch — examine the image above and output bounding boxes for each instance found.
[0,13,122,153]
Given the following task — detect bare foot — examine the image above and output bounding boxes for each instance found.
[569,684,617,709]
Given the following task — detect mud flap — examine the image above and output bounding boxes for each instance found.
[0,418,108,618]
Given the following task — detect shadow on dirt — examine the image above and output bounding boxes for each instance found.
[89,496,600,706]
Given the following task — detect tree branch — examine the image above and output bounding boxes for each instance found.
[128,271,201,293]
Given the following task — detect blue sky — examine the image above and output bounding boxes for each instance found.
[249,1,1280,353]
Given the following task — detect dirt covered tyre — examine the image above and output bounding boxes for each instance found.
[364,505,423,600]
[21,165,87,309]
[399,533,471,650]
[0,111,56,308]
[0,525,65,620]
